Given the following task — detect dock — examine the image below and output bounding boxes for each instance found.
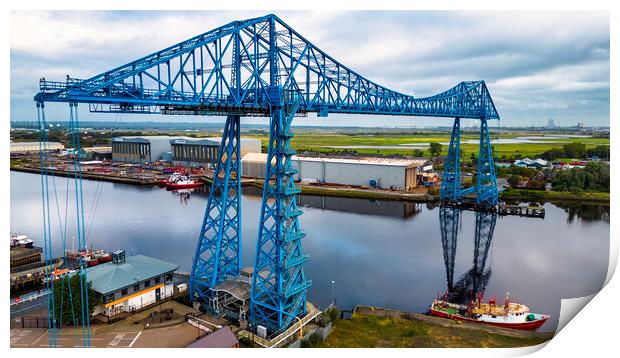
[497,204,545,218]
[441,201,545,219]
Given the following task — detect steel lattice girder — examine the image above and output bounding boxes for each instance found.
[440,118,462,201]
[189,115,242,302]
[33,14,499,120]
[249,92,311,335]
[476,119,499,206]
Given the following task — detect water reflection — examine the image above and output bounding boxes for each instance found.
[242,186,421,219]
[440,207,497,305]
[555,203,610,223]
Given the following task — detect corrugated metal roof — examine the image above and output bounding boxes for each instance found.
[241,153,427,168]
[86,255,178,294]
[170,137,219,146]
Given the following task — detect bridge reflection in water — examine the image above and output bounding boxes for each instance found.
[439,206,497,305]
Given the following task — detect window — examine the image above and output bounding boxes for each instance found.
[144,280,151,288]
[121,288,128,296]
[133,284,140,292]
[165,274,173,281]
[154,277,161,284]
[103,294,115,303]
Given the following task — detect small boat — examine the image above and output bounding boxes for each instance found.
[430,293,549,331]
[93,249,112,263]
[65,248,111,268]
[159,172,183,186]
[166,175,203,189]
[10,233,34,248]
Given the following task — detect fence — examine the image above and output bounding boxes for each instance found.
[18,316,50,329]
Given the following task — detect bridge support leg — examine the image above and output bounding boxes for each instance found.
[440,118,462,202]
[250,92,311,336]
[475,118,498,206]
[190,115,242,304]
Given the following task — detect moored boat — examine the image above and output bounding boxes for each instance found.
[165,175,203,189]
[430,294,549,331]
[10,233,34,248]
[65,248,111,268]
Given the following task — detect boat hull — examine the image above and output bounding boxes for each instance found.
[430,306,549,331]
[166,182,203,189]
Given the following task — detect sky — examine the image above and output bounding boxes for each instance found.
[10,10,610,128]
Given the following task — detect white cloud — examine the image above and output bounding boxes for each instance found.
[9,10,610,126]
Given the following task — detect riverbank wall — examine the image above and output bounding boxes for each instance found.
[11,166,609,204]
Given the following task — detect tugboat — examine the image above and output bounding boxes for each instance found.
[159,172,182,186]
[430,293,549,331]
[165,174,203,190]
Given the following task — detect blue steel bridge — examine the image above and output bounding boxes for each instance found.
[34,14,499,338]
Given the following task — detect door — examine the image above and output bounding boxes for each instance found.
[155,288,161,302]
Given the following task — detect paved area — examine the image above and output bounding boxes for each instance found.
[10,325,205,348]
[10,328,144,348]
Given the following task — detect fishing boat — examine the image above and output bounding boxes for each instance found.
[65,248,111,268]
[430,293,549,330]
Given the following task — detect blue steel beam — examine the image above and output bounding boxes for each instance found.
[475,119,498,206]
[189,115,242,302]
[33,15,499,120]
[250,87,311,335]
[440,118,462,201]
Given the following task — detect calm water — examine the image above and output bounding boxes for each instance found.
[10,171,609,332]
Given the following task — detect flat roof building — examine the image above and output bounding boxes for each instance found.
[112,136,172,164]
[113,135,262,166]
[87,251,178,318]
[11,141,64,154]
[172,137,261,168]
[242,153,431,190]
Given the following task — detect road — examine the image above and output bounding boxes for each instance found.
[10,290,49,319]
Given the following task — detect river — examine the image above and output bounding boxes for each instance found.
[10,171,609,332]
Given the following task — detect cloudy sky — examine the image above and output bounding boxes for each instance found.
[10,11,610,127]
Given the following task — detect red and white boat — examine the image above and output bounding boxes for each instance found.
[165,175,203,189]
[159,172,182,186]
[430,293,549,331]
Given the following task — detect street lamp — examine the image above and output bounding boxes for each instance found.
[330,280,335,307]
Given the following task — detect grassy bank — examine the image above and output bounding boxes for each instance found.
[241,132,610,159]
[314,312,552,348]
[500,189,609,204]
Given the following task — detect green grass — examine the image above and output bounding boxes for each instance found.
[313,313,552,348]
[241,133,609,159]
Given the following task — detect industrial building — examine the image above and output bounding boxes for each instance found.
[242,153,432,190]
[112,135,261,166]
[112,136,172,163]
[81,146,112,161]
[11,141,64,154]
[170,137,261,168]
[87,250,178,318]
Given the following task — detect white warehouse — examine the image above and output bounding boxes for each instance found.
[241,153,431,190]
